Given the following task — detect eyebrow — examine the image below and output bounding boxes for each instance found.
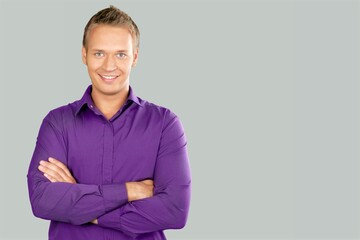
[90,49,129,53]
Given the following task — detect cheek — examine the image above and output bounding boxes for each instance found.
[87,58,102,72]
[121,61,134,73]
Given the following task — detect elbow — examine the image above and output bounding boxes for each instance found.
[169,209,189,229]
[28,177,53,220]
[172,221,186,230]
[30,194,54,221]
[166,185,191,229]
[31,197,60,222]
[31,203,86,225]
[31,201,50,220]
[32,208,42,219]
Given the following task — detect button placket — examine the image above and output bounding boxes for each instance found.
[102,121,114,184]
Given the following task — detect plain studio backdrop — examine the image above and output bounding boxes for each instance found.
[0,0,359,239]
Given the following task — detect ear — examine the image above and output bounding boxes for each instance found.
[132,48,139,67]
[81,47,87,65]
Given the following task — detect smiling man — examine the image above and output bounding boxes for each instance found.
[27,6,191,240]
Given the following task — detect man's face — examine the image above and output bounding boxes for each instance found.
[82,24,138,98]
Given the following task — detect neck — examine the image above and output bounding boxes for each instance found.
[91,86,129,120]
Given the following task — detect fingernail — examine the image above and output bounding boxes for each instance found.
[39,161,44,165]
[48,157,53,162]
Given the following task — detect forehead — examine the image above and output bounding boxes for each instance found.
[87,24,134,51]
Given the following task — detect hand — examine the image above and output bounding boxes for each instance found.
[38,157,77,184]
[126,179,154,202]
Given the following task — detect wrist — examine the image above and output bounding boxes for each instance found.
[125,182,135,202]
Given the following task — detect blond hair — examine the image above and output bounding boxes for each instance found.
[82,5,140,50]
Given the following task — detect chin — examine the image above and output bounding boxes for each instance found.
[95,82,128,95]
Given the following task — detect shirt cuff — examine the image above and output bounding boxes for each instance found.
[100,183,128,212]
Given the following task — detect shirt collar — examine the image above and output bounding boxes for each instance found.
[75,85,143,116]
[127,85,142,107]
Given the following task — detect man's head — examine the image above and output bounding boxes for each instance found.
[83,5,140,51]
[81,6,140,99]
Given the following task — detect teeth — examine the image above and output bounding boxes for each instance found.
[101,75,117,80]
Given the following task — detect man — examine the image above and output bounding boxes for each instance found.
[27,5,191,240]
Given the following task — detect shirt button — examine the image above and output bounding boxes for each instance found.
[90,105,93,108]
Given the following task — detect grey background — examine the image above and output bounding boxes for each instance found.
[0,0,359,239]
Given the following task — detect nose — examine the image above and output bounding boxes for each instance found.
[103,55,117,71]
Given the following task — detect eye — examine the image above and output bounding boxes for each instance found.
[94,52,104,57]
[116,53,127,59]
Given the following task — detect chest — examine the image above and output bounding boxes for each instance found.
[65,114,162,184]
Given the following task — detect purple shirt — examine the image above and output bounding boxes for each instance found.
[27,85,191,240]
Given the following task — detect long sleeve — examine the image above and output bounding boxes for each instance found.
[27,112,128,225]
[97,111,191,236]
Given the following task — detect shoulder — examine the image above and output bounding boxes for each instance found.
[139,98,179,123]
[43,99,81,128]
[138,98,183,133]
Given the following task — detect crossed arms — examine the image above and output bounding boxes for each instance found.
[27,110,191,236]
[38,157,154,224]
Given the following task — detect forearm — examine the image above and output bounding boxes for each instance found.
[96,184,191,235]
[32,158,156,226]
[28,173,128,225]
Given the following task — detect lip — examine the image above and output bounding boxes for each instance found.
[98,74,119,83]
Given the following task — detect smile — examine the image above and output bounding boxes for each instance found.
[99,74,119,81]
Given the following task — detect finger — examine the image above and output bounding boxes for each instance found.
[44,173,57,183]
[39,165,75,183]
[48,157,72,177]
[48,158,76,183]
[39,163,76,184]
[62,174,76,184]
[40,161,68,181]
[38,165,65,182]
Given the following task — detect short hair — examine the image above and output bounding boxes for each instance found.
[82,5,140,50]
